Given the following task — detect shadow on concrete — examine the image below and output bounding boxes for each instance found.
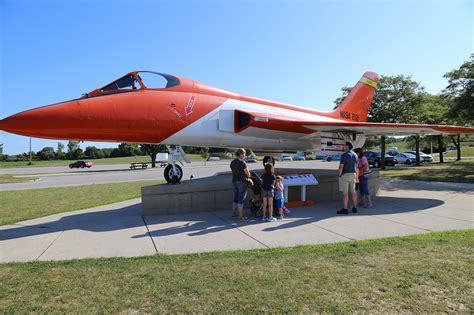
[261,196,444,232]
[0,204,142,241]
[0,196,444,242]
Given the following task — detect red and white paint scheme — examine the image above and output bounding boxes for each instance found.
[1,70,472,183]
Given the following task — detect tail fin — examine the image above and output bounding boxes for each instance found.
[329,71,379,122]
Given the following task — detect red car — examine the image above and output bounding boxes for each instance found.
[69,160,93,168]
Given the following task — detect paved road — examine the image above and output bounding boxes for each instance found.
[1,180,472,262]
[0,160,339,191]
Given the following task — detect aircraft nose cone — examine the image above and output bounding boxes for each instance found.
[0,101,83,139]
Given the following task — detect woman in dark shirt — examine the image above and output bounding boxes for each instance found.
[230,148,250,220]
[261,163,277,222]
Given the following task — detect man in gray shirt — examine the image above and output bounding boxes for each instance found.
[337,141,359,214]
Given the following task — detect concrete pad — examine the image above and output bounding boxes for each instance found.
[38,224,156,261]
[0,225,62,262]
[1,198,156,262]
[144,212,266,254]
[374,212,473,231]
[314,215,428,240]
[420,206,474,222]
[236,219,350,248]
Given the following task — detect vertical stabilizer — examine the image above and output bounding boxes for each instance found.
[329,71,379,122]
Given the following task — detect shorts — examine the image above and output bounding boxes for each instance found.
[261,189,274,198]
[339,172,356,193]
[232,181,248,205]
[359,175,370,196]
[275,197,284,209]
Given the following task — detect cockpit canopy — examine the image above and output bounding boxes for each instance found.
[85,71,180,97]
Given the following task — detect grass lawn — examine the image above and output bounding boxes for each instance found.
[0,180,163,226]
[0,230,472,313]
[443,146,474,159]
[0,154,205,168]
[0,174,38,183]
[381,160,474,183]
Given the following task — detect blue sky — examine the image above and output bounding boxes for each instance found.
[0,0,472,154]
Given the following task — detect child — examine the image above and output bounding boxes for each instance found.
[355,148,373,208]
[274,175,284,220]
[261,163,277,222]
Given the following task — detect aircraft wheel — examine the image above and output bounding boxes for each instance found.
[374,160,380,168]
[164,164,183,184]
[263,156,275,167]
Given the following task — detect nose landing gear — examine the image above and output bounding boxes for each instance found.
[164,145,190,184]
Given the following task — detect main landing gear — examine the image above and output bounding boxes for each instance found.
[164,145,190,184]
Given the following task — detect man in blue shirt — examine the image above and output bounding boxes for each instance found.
[337,141,359,214]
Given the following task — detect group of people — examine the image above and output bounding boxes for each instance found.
[230,143,374,221]
[337,141,374,214]
[230,148,284,221]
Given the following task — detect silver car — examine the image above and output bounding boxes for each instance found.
[403,151,433,162]
[394,153,417,164]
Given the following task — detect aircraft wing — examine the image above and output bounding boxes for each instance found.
[235,110,474,137]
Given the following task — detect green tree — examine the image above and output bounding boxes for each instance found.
[442,54,474,160]
[442,54,474,126]
[37,147,56,160]
[84,146,104,159]
[67,141,80,153]
[117,143,140,157]
[56,142,65,160]
[140,144,166,168]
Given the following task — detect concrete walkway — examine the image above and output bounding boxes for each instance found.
[1,180,472,262]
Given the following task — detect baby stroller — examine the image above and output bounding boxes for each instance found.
[249,171,264,218]
[248,171,289,218]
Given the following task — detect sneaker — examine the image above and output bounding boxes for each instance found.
[239,217,249,221]
[279,215,284,220]
[365,204,374,208]
[268,216,277,222]
[262,216,267,222]
[352,207,358,213]
[337,209,349,215]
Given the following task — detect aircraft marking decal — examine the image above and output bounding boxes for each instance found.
[186,94,196,116]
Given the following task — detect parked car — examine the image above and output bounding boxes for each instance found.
[314,151,326,160]
[245,156,257,163]
[394,153,417,164]
[364,151,397,168]
[276,154,293,161]
[293,155,305,161]
[207,156,221,161]
[325,155,341,162]
[69,160,93,168]
[403,151,433,162]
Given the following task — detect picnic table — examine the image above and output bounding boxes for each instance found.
[130,162,149,169]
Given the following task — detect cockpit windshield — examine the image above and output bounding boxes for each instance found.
[136,71,180,89]
[101,74,141,92]
[86,71,180,98]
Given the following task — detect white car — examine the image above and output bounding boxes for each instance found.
[394,153,416,164]
[277,154,293,161]
[293,155,305,161]
[403,151,433,162]
[207,156,221,161]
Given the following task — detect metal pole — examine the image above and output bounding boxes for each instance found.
[415,136,420,166]
[29,137,32,164]
[438,135,444,163]
[381,136,386,170]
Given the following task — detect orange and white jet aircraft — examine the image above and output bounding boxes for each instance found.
[1,70,472,183]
